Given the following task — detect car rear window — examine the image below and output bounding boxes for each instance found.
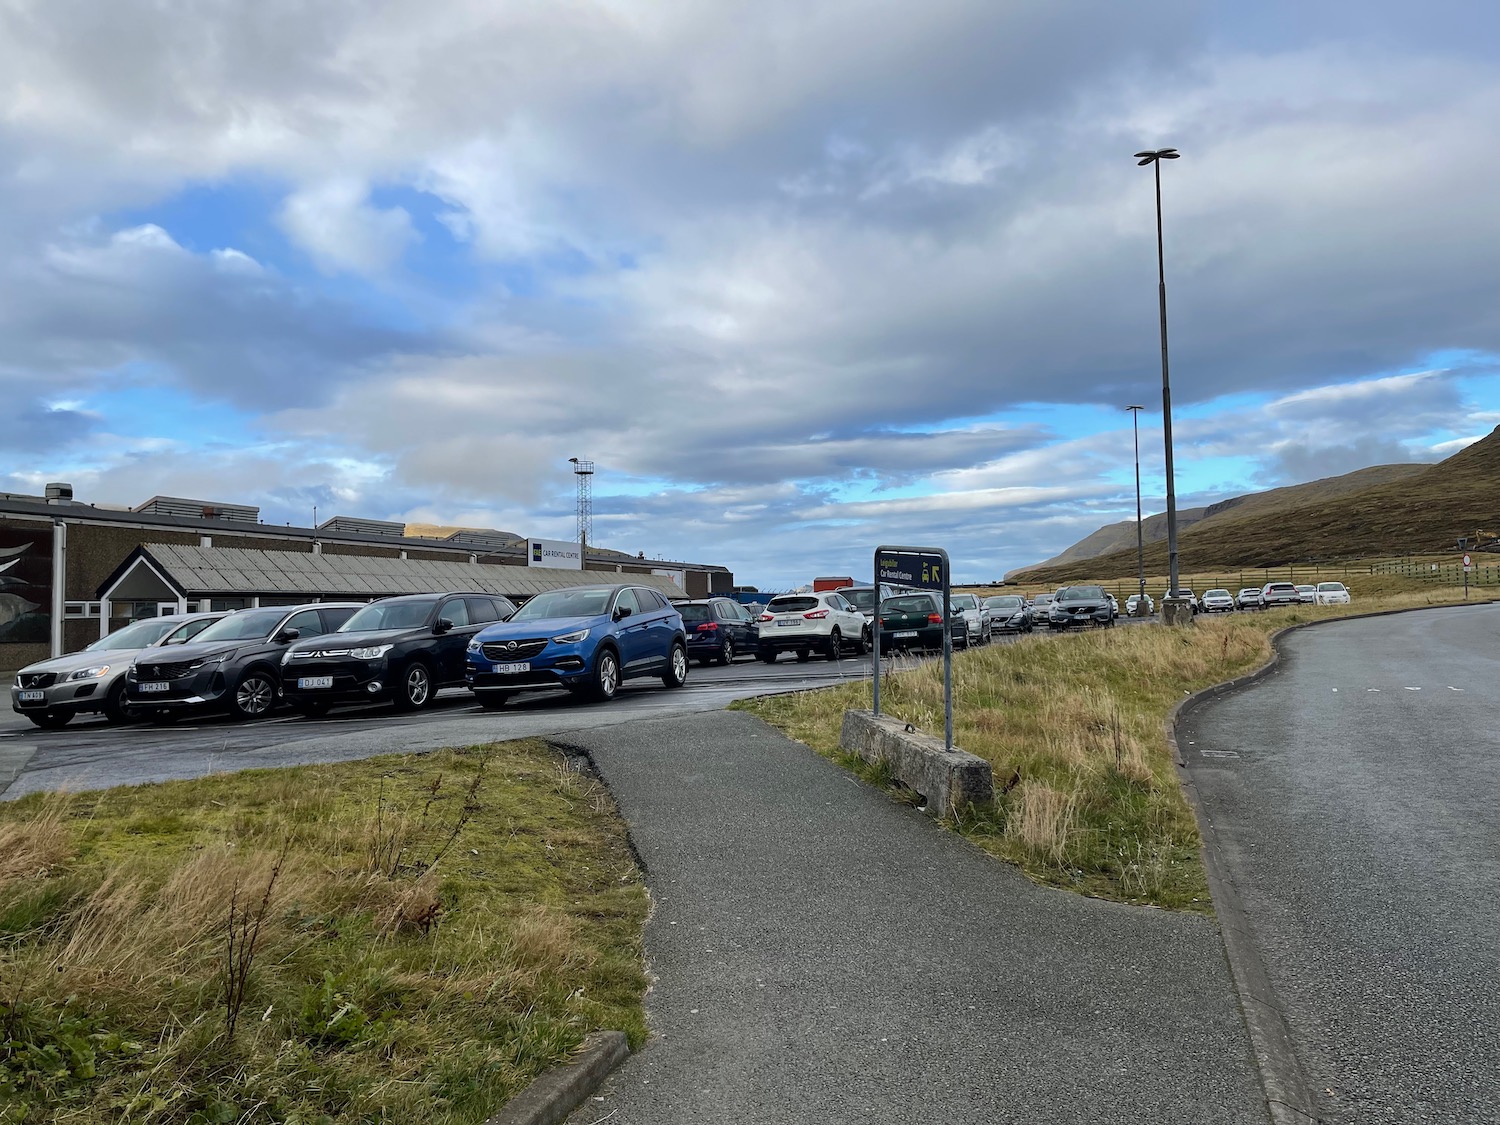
[768,596,819,613]
[1316,583,1345,592]
[883,595,936,614]
[679,604,712,624]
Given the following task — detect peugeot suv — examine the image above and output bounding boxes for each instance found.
[125,604,361,720]
[465,584,687,707]
[11,612,225,729]
[281,592,517,715]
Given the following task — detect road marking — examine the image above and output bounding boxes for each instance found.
[1404,686,1421,691]
[1367,688,1381,692]
[1449,686,1465,692]
[1201,749,1240,759]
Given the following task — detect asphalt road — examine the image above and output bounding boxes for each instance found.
[1181,603,1500,1124]
[0,651,886,799]
[561,710,1267,1125]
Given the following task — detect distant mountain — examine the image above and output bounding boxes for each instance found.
[1009,450,1465,582]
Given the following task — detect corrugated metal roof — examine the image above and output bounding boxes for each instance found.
[122,544,687,601]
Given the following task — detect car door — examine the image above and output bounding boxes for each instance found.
[635,588,675,670]
[719,600,753,650]
[610,589,650,673]
[433,597,475,685]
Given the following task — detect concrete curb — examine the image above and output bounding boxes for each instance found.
[1166,598,1495,1125]
[482,1030,630,1125]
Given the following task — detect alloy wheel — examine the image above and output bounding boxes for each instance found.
[235,674,274,718]
[406,665,431,707]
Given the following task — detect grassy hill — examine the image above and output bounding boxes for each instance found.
[1015,429,1497,584]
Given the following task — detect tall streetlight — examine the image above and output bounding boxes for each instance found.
[567,457,594,569]
[1126,404,1147,613]
[1134,146,1184,617]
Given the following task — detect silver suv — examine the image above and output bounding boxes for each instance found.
[11,612,225,729]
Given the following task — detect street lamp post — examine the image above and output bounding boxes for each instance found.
[1126,404,1147,613]
[1134,146,1187,623]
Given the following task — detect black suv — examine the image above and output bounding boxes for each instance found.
[280,591,517,716]
[678,597,759,665]
[124,603,362,720]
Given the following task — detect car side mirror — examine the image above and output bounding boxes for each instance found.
[613,606,632,621]
[276,628,300,643]
[433,618,454,635]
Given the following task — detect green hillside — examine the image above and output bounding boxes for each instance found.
[1015,429,1498,584]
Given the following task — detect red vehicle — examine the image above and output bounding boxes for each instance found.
[812,576,854,592]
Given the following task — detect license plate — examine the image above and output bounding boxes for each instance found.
[138,682,171,693]
[495,662,531,675]
[298,677,333,690]
[18,690,44,703]
[894,630,918,639]
[776,619,801,628]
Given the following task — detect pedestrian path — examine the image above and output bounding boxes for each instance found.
[557,710,1267,1125]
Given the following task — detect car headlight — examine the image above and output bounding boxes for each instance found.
[348,644,393,660]
[189,652,232,670]
[466,639,482,652]
[551,629,589,644]
[65,664,111,681]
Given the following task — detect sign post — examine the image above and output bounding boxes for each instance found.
[1464,553,1472,600]
[873,545,953,749]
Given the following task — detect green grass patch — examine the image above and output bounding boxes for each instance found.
[736,593,1482,913]
[0,740,647,1124]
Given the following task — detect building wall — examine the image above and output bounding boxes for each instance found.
[2,516,58,680]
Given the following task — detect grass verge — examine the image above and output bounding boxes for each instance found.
[736,587,1485,913]
[0,739,647,1124]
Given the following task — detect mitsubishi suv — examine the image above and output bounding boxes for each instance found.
[124,604,361,720]
[281,592,517,716]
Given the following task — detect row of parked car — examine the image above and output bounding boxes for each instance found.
[1148,581,1353,614]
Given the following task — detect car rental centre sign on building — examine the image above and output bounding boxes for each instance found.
[528,538,583,569]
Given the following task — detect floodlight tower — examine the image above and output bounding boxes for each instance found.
[568,457,594,566]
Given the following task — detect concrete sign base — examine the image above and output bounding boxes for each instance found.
[1162,596,1196,627]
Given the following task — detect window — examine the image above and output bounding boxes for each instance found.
[320,606,358,631]
[883,594,937,614]
[341,600,437,632]
[64,601,102,619]
[636,588,666,611]
[211,598,248,612]
[511,588,612,620]
[767,596,819,613]
[679,603,712,625]
[437,599,470,627]
[192,609,291,642]
[715,602,739,621]
[466,597,500,624]
[283,610,325,638]
[614,589,641,616]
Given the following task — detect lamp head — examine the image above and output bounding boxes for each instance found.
[1134,147,1180,166]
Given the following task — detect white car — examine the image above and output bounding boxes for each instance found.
[1313,581,1351,606]
[1235,588,1261,610]
[1106,593,1119,619]
[1125,592,1155,616]
[756,591,868,663]
[1295,584,1317,604]
[949,593,991,645]
[1200,588,1236,613]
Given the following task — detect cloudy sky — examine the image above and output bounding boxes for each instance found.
[2,0,1497,587]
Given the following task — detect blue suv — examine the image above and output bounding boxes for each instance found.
[466,584,688,707]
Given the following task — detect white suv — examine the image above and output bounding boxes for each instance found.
[756,592,868,663]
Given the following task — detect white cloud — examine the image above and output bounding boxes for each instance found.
[277,179,416,275]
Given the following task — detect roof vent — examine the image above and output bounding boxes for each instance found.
[44,482,74,505]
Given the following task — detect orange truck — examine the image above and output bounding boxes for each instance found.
[812,576,855,592]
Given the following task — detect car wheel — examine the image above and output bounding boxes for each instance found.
[662,643,688,688]
[852,630,867,656]
[102,680,136,725]
[393,661,434,711]
[758,650,778,664]
[26,711,72,730]
[478,692,511,711]
[230,670,277,721]
[295,701,332,718]
[718,637,734,666]
[825,629,842,661]
[590,648,620,702]
[796,647,811,663]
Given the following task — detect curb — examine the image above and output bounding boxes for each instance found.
[1166,598,1495,1125]
[482,1030,630,1125]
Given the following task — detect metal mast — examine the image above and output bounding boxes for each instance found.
[568,457,594,564]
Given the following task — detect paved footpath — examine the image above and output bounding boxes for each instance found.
[558,710,1268,1125]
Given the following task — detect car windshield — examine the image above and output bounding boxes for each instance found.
[951,595,978,610]
[191,608,292,643]
[986,596,1022,609]
[511,589,614,620]
[841,589,877,611]
[678,604,712,624]
[1206,590,1231,597]
[883,595,935,614]
[1316,583,1345,592]
[341,600,436,632]
[1058,586,1104,600]
[769,596,819,613]
[86,618,182,651]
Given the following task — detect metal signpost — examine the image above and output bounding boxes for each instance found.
[1464,553,1472,600]
[872,545,953,749]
